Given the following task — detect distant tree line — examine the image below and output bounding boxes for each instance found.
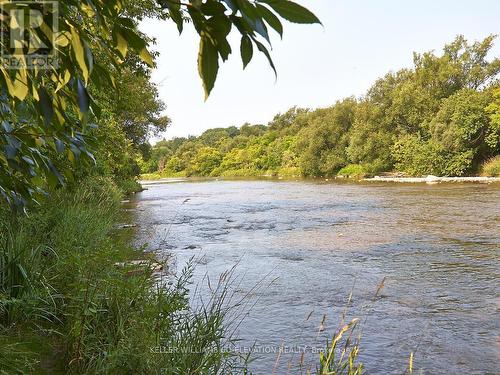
[144,36,500,178]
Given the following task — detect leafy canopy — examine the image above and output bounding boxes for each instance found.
[0,0,320,208]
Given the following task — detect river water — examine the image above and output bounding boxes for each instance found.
[132,178,499,374]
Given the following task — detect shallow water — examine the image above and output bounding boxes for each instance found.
[132,179,500,374]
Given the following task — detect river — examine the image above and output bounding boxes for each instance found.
[131,178,499,374]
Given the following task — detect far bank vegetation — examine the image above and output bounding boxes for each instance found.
[142,36,500,179]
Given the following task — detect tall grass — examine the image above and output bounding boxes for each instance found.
[1,176,419,374]
[0,177,248,374]
[316,279,415,375]
[481,155,500,176]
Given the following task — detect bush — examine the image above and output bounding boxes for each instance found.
[337,164,367,178]
[392,135,474,176]
[481,155,500,176]
[115,178,143,195]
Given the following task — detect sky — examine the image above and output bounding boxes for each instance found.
[139,0,500,141]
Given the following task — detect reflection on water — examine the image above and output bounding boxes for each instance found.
[133,179,500,374]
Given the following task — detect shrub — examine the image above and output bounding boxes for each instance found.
[481,155,500,176]
[392,135,474,176]
[115,178,143,195]
[337,164,367,178]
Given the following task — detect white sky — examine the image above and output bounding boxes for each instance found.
[139,0,500,140]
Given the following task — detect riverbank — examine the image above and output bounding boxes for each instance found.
[364,175,500,183]
[0,177,247,374]
[139,174,500,186]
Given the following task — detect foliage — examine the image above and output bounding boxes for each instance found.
[0,177,248,373]
[0,0,153,207]
[485,87,500,150]
[188,146,223,176]
[392,134,474,176]
[337,164,367,178]
[317,318,363,375]
[0,0,320,208]
[170,0,323,98]
[481,155,500,176]
[93,68,170,148]
[394,88,497,176]
[297,99,356,176]
[146,36,499,178]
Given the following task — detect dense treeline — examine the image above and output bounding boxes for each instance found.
[144,36,500,178]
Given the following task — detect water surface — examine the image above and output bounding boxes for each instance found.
[133,179,499,374]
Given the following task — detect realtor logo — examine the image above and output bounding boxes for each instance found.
[1,1,59,69]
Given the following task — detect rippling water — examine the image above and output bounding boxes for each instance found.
[132,179,500,374]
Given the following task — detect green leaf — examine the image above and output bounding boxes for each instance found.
[259,0,321,24]
[255,3,283,38]
[206,15,232,61]
[198,36,219,99]
[70,27,89,82]
[54,138,65,153]
[38,88,54,126]
[201,0,227,16]
[240,35,253,69]
[188,7,205,34]
[253,38,276,77]
[237,0,270,43]
[222,0,237,12]
[115,32,128,58]
[5,144,17,159]
[76,79,90,113]
[92,63,116,89]
[84,44,94,74]
[140,47,154,67]
[166,3,184,33]
[119,27,147,53]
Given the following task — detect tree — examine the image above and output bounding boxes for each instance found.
[147,35,500,179]
[347,101,395,173]
[94,68,170,147]
[0,0,320,207]
[189,147,223,176]
[393,89,496,176]
[297,99,356,176]
[485,87,500,152]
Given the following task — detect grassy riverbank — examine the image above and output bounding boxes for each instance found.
[0,177,247,374]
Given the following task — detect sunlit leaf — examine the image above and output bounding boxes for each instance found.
[198,35,219,99]
[115,31,128,58]
[71,27,89,82]
[139,47,154,67]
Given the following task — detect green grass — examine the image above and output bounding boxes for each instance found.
[481,155,500,176]
[337,164,367,178]
[0,176,420,374]
[0,177,248,374]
